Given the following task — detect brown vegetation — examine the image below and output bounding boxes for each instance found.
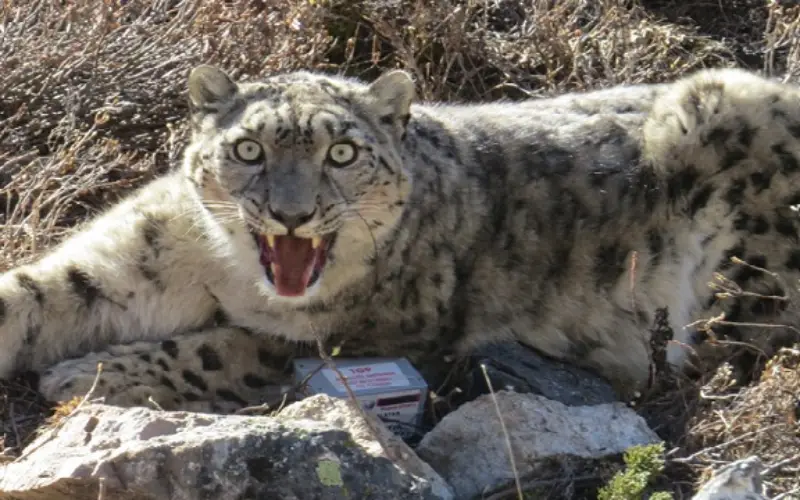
[1,0,799,497]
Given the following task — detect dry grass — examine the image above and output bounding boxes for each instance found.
[680,348,800,496]
[1,0,800,497]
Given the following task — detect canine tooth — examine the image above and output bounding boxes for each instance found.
[271,263,278,275]
[266,234,276,248]
[312,236,322,249]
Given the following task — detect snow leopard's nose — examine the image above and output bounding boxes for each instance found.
[268,205,316,231]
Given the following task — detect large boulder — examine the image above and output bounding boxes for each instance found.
[0,395,453,500]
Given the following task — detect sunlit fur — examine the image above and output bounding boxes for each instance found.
[0,66,797,412]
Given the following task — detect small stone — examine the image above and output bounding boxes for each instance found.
[692,456,766,500]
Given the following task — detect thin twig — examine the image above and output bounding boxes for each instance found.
[629,250,639,321]
[763,454,800,477]
[7,402,21,452]
[146,396,165,411]
[772,487,800,500]
[314,336,400,462]
[671,423,786,464]
[480,363,523,500]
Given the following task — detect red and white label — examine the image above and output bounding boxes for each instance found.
[322,362,410,392]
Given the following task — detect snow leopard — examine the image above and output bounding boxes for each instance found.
[0,64,798,413]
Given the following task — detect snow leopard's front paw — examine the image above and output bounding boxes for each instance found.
[39,328,299,414]
[38,349,200,411]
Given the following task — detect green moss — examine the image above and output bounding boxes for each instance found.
[316,459,345,487]
[598,443,673,500]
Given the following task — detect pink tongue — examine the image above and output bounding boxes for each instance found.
[272,235,316,297]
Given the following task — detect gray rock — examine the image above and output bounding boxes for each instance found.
[416,391,660,499]
[692,456,766,500]
[0,396,452,500]
[469,342,619,406]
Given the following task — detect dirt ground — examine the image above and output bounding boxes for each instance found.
[1,0,799,498]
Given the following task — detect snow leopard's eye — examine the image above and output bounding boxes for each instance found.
[326,141,358,167]
[233,139,264,164]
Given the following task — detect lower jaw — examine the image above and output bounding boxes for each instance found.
[264,265,323,298]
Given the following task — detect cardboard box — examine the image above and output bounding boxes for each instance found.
[293,357,428,440]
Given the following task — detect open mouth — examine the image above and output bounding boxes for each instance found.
[251,231,336,297]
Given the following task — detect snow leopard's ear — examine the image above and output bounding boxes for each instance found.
[366,70,415,140]
[188,65,238,114]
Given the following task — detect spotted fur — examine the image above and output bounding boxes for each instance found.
[0,66,798,411]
